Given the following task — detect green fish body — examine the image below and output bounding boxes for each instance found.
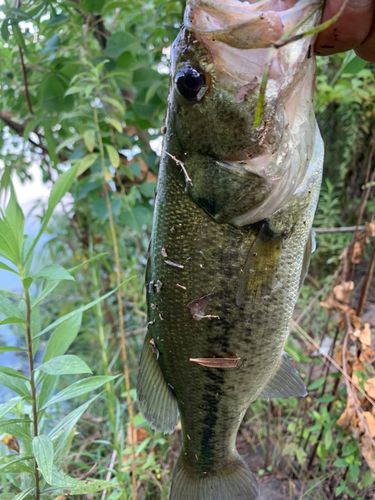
[137,1,324,498]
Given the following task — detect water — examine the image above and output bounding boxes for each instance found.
[0,266,26,403]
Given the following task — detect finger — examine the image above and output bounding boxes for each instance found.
[355,19,375,61]
[314,0,375,56]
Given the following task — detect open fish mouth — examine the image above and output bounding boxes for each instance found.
[185,0,320,50]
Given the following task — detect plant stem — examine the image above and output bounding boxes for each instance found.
[93,105,137,499]
[25,289,40,500]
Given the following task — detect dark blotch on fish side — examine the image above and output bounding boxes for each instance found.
[200,371,224,465]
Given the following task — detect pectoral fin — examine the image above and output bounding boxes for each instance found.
[137,330,178,434]
[259,352,307,399]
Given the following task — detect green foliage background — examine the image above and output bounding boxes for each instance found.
[0,0,374,499]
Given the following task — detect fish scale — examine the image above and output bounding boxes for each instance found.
[137,0,324,498]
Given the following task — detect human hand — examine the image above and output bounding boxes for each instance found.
[315,0,375,61]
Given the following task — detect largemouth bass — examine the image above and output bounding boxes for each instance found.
[137,1,324,498]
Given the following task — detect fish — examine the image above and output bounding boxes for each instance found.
[137,0,324,499]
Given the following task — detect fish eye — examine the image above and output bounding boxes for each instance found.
[175,66,206,100]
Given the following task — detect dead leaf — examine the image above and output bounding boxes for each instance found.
[1,434,20,453]
[365,377,375,399]
[351,241,366,264]
[353,359,365,372]
[337,308,362,332]
[189,357,240,368]
[334,346,354,367]
[146,170,158,183]
[363,412,375,437]
[360,323,372,347]
[334,281,354,302]
[337,395,356,433]
[125,125,138,136]
[366,221,375,238]
[187,288,215,321]
[127,425,149,446]
[360,434,375,477]
[360,348,375,363]
[320,282,354,313]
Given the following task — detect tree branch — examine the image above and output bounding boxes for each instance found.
[18,46,33,115]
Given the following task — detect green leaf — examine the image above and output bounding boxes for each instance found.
[104,32,142,59]
[37,355,92,375]
[40,74,64,110]
[44,121,59,164]
[5,185,24,253]
[64,86,85,96]
[83,130,96,153]
[324,428,332,450]
[30,264,74,282]
[0,455,34,474]
[363,470,375,487]
[11,20,26,50]
[342,56,367,75]
[42,314,82,363]
[23,118,39,140]
[80,0,105,13]
[76,153,100,176]
[118,205,152,234]
[31,280,60,309]
[33,278,134,339]
[49,395,99,439]
[0,397,22,418]
[0,346,27,353]
[47,14,69,26]
[0,366,28,381]
[50,396,100,465]
[0,296,24,320]
[101,96,125,116]
[55,134,81,154]
[333,458,349,468]
[0,218,20,264]
[105,117,123,133]
[0,317,26,326]
[133,88,163,121]
[105,144,120,168]
[0,373,30,400]
[133,68,161,91]
[13,487,35,500]
[140,181,156,198]
[49,467,78,488]
[45,467,116,494]
[128,162,141,178]
[32,435,54,484]
[37,375,58,413]
[26,164,80,261]
[68,252,108,273]
[0,422,32,441]
[54,478,116,494]
[307,377,325,391]
[39,376,118,411]
[1,18,10,42]
[0,261,19,275]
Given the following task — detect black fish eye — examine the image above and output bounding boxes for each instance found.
[175,66,205,100]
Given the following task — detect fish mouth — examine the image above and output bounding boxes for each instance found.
[185,0,323,50]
